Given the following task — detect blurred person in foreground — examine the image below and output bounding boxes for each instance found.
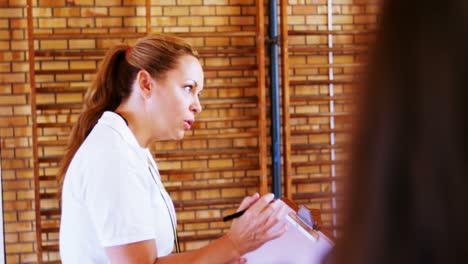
[329,0,468,263]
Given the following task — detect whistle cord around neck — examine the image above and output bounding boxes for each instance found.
[147,164,181,253]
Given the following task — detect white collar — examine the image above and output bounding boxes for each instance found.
[98,111,148,156]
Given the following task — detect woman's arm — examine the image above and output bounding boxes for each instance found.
[106,240,158,264]
[105,234,240,264]
[105,193,286,264]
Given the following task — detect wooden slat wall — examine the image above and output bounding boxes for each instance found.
[280,0,378,233]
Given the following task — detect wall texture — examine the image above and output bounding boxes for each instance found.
[1,0,38,263]
[0,0,377,263]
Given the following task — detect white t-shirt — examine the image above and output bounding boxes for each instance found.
[60,111,176,263]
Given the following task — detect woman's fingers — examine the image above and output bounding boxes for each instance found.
[227,257,247,264]
[249,200,287,242]
[228,194,288,255]
[260,222,287,242]
[256,201,285,232]
[237,192,260,212]
[243,193,275,216]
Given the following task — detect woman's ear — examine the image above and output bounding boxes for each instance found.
[136,70,154,99]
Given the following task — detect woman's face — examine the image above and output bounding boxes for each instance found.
[149,55,204,141]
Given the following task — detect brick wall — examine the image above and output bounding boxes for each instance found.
[0,0,377,263]
[1,0,37,263]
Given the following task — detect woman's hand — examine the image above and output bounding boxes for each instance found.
[226,193,287,256]
[227,258,247,264]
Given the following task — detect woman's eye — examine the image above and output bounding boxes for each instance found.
[184,85,193,92]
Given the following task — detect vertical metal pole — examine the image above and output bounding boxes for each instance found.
[269,0,282,198]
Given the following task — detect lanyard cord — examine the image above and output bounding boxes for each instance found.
[114,112,180,253]
[147,163,181,253]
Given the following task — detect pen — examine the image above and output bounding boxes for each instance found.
[223,209,247,222]
[222,198,278,222]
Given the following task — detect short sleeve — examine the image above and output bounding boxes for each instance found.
[83,145,155,247]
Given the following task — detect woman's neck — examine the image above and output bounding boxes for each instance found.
[114,106,152,148]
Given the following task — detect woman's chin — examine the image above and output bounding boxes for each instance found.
[173,131,186,141]
[157,131,185,142]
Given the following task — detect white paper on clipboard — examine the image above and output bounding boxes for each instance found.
[242,200,334,264]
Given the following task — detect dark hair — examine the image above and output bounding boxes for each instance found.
[58,35,199,196]
[333,0,468,263]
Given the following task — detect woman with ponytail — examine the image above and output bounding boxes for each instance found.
[59,35,286,264]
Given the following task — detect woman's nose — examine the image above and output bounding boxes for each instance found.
[190,97,202,114]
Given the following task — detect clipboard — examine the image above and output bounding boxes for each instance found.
[242,198,334,264]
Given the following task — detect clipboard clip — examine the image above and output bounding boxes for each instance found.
[297,205,319,230]
[287,212,320,241]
